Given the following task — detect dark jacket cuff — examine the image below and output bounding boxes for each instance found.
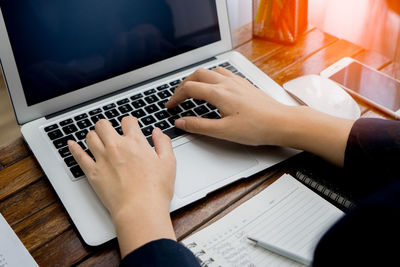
[120,238,200,267]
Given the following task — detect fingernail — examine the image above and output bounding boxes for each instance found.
[175,119,186,130]
[153,127,162,135]
[67,140,75,146]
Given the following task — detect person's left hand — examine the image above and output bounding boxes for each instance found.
[68,116,177,257]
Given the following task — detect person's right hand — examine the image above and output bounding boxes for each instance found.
[166,67,355,167]
[165,67,295,146]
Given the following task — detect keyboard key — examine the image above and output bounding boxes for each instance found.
[115,127,123,135]
[130,93,143,100]
[157,90,172,99]
[146,137,154,147]
[155,120,170,130]
[70,165,84,178]
[74,113,88,121]
[77,119,92,129]
[181,110,196,117]
[144,88,156,95]
[53,135,76,149]
[117,98,130,105]
[58,147,71,158]
[206,103,217,110]
[202,111,220,119]
[155,110,170,120]
[236,72,246,78]
[85,149,95,160]
[62,124,78,135]
[169,79,181,86]
[144,95,159,104]
[219,62,230,67]
[226,66,237,72]
[132,99,146,109]
[141,115,156,126]
[75,129,88,140]
[193,99,206,105]
[180,100,195,110]
[157,99,168,109]
[118,115,130,122]
[59,119,73,127]
[64,156,77,167]
[167,106,183,115]
[109,118,119,127]
[163,127,185,140]
[103,103,116,110]
[78,141,86,150]
[131,109,146,118]
[118,104,133,114]
[145,104,160,114]
[91,114,105,124]
[44,124,58,132]
[156,84,169,91]
[105,109,120,119]
[48,129,64,140]
[194,105,210,116]
[170,86,178,93]
[168,115,180,125]
[141,126,154,136]
[89,108,102,116]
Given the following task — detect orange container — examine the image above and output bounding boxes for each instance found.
[253,0,308,44]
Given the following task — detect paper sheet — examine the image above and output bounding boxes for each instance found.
[0,213,38,267]
[182,174,344,267]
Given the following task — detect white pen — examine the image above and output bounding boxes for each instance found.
[247,236,312,266]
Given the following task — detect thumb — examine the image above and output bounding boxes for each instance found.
[175,117,226,138]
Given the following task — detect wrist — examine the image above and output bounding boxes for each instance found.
[278,106,354,166]
[259,104,300,147]
[113,200,176,258]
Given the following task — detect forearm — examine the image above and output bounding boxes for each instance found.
[276,106,355,167]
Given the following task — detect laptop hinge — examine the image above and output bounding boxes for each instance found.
[45,56,217,120]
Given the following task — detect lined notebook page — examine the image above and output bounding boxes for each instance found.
[182,174,344,267]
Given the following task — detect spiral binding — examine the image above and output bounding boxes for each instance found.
[295,171,356,211]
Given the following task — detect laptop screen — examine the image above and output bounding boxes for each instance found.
[0,0,220,106]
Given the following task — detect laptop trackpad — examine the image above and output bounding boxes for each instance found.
[174,137,258,198]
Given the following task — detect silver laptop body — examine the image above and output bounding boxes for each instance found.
[0,0,299,245]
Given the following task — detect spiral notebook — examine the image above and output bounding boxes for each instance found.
[181,174,344,266]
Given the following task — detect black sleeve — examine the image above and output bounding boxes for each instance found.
[342,118,400,197]
[313,118,400,267]
[119,239,200,267]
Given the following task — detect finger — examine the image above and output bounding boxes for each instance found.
[68,140,95,175]
[85,130,105,159]
[166,81,218,108]
[94,119,120,146]
[166,68,224,108]
[121,116,146,140]
[187,67,226,84]
[213,67,237,78]
[152,128,174,160]
[174,117,228,138]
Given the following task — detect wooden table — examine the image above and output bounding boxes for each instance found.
[0,24,396,266]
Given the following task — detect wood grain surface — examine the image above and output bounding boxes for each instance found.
[0,24,396,266]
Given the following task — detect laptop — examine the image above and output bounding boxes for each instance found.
[0,0,300,246]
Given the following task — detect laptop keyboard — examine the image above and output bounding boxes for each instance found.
[43,62,254,180]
